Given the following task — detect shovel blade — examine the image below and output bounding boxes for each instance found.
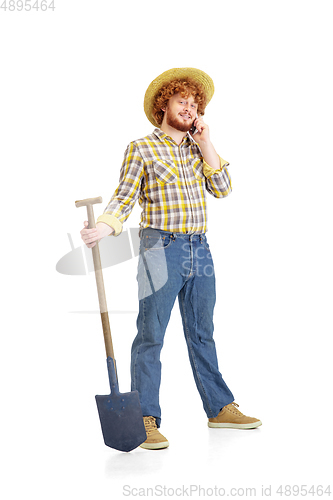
[95,389,147,452]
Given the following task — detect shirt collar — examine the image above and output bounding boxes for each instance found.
[153,128,195,147]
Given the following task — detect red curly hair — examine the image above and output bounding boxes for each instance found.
[153,78,207,126]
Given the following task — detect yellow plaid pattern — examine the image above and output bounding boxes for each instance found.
[97,129,232,236]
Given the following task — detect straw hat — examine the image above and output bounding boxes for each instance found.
[144,67,215,127]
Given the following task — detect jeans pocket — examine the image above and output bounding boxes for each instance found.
[141,233,173,251]
[201,235,211,253]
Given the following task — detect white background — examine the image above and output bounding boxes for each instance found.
[1,0,332,498]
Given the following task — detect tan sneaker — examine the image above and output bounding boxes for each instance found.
[140,416,169,450]
[208,402,262,429]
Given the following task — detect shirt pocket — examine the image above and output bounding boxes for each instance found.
[191,158,205,182]
[153,160,178,185]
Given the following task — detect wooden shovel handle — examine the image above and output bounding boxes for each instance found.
[75,197,115,361]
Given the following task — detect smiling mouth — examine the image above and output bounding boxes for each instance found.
[179,113,192,120]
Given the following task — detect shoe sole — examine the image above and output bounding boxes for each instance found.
[139,440,169,450]
[208,420,262,429]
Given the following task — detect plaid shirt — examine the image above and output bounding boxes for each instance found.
[97,128,232,235]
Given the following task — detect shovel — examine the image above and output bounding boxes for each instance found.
[75,196,147,452]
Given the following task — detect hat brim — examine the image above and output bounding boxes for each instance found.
[144,67,215,127]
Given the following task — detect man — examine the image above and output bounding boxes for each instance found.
[80,67,261,450]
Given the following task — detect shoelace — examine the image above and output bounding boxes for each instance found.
[143,416,158,435]
[225,402,244,416]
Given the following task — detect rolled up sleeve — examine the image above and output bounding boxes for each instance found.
[203,156,232,198]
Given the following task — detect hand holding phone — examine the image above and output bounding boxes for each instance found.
[190,113,199,135]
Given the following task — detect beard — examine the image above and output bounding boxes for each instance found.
[165,110,194,132]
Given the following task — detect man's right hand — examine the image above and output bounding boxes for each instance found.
[80,221,114,248]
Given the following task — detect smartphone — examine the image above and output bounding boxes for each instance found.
[190,113,199,135]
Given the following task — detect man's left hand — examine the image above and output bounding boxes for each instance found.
[190,116,210,143]
[190,116,221,170]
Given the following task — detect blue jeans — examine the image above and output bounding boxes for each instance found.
[130,227,234,427]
